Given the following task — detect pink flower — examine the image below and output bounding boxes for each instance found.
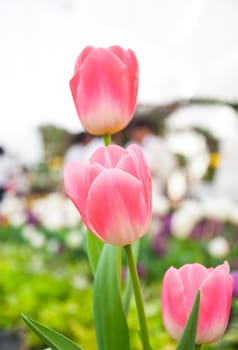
[64,144,152,246]
[161,262,234,344]
[70,46,138,135]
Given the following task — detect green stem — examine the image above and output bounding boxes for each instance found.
[124,244,151,350]
[103,134,112,146]
[195,345,201,350]
[123,240,140,316]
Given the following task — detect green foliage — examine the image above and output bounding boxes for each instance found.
[86,230,104,275]
[22,315,84,350]
[138,231,238,284]
[39,124,72,161]
[176,290,200,350]
[31,161,62,193]
[0,223,86,259]
[93,245,130,350]
[1,223,238,349]
[0,243,95,349]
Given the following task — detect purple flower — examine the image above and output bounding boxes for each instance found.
[26,210,39,226]
[231,271,238,298]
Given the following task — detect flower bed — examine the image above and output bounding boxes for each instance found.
[1,194,238,349]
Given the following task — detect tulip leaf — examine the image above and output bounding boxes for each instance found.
[86,229,104,275]
[21,314,83,350]
[93,244,130,350]
[176,290,200,350]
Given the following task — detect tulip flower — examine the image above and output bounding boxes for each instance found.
[70,45,138,135]
[161,262,234,344]
[64,144,152,246]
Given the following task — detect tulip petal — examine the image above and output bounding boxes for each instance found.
[108,45,128,63]
[116,144,152,216]
[112,144,151,227]
[178,264,209,314]
[89,145,128,168]
[109,45,138,113]
[64,161,103,234]
[87,168,148,245]
[197,263,234,343]
[108,45,138,86]
[74,46,94,72]
[74,46,94,73]
[69,70,80,105]
[128,144,152,216]
[161,267,187,339]
[117,144,148,180]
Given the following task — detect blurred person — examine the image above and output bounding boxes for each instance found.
[64,132,91,163]
[12,165,31,196]
[0,146,14,201]
[126,118,176,196]
[64,132,103,163]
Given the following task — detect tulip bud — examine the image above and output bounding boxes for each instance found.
[64,144,152,246]
[70,46,138,135]
[161,262,234,344]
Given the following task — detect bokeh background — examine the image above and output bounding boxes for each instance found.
[1,1,238,349]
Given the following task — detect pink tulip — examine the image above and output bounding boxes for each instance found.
[161,262,234,344]
[64,144,152,246]
[70,46,139,135]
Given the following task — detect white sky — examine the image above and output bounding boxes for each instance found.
[1,0,238,163]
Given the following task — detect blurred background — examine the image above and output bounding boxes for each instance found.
[1,1,238,349]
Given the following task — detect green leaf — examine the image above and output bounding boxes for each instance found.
[176,290,200,350]
[86,229,104,274]
[93,244,130,350]
[21,314,84,350]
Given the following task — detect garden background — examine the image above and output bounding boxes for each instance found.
[1,1,238,349]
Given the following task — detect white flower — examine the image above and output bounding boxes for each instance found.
[72,275,89,290]
[171,200,203,239]
[66,230,83,248]
[0,194,26,225]
[31,192,81,230]
[0,194,26,216]
[47,239,61,253]
[64,198,81,227]
[22,224,38,239]
[172,211,194,238]
[227,202,238,225]
[207,236,230,258]
[202,196,234,221]
[30,232,46,248]
[152,195,170,216]
[22,225,46,248]
[31,193,63,229]
[8,212,26,226]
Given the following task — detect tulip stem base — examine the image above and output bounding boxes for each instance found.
[103,134,112,146]
[124,244,151,350]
